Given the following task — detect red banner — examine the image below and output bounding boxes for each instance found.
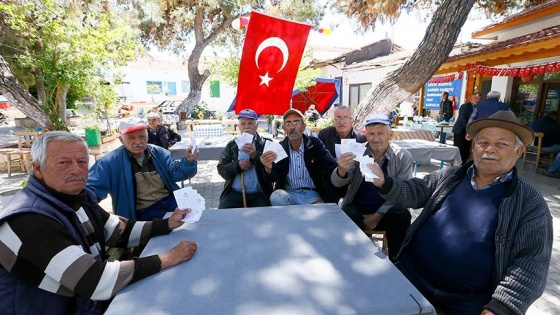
[233,11,311,115]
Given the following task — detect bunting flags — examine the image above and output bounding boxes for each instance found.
[431,61,560,83]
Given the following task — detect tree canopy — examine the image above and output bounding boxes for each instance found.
[0,0,141,129]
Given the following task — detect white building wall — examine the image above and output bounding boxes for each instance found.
[342,64,402,106]
[498,16,560,41]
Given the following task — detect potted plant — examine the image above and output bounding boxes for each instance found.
[82,115,102,147]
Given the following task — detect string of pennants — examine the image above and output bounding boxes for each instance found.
[428,61,560,84]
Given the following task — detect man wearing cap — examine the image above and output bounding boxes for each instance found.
[217,109,273,208]
[264,109,337,205]
[468,91,510,123]
[87,118,199,220]
[368,110,552,314]
[318,105,366,203]
[331,114,413,261]
[146,111,182,149]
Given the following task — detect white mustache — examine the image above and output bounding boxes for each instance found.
[64,175,86,183]
[481,153,499,160]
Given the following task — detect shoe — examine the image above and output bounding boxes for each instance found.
[538,169,560,178]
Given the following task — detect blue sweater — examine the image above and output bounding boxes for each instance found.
[402,176,508,295]
[87,144,197,220]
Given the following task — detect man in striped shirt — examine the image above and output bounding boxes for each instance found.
[0,132,198,314]
[264,109,337,205]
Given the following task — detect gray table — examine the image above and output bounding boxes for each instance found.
[170,135,234,160]
[106,204,434,315]
[392,139,462,174]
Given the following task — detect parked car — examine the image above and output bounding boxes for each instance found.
[158,100,182,114]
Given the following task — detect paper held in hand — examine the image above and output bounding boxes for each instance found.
[173,187,205,223]
[235,132,254,147]
[357,156,379,183]
[340,139,366,159]
[264,140,288,163]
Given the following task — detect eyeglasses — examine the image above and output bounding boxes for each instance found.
[283,120,303,127]
[334,116,352,122]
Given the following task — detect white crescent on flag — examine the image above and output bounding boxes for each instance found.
[255,37,289,72]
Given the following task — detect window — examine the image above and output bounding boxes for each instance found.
[146,81,163,94]
[181,80,190,93]
[349,83,371,106]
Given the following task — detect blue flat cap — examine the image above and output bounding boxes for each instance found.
[238,109,258,120]
[365,114,392,126]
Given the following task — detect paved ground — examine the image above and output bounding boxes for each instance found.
[0,123,558,314]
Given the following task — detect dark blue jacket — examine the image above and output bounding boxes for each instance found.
[470,98,510,121]
[0,176,104,315]
[267,135,337,200]
[530,115,560,147]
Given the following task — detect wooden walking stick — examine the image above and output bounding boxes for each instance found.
[240,172,247,208]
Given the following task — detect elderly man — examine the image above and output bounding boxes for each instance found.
[331,114,413,261]
[453,93,481,164]
[469,91,510,123]
[146,111,182,149]
[87,118,198,220]
[318,105,367,203]
[369,110,552,314]
[217,109,272,208]
[263,109,337,205]
[0,132,197,314]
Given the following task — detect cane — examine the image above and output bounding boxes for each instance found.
[240,172,247,208]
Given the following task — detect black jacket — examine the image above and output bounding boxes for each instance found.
[217,133,273,198]
[452,102,475,134]
[267,135,337,200]
[148,126,181,149]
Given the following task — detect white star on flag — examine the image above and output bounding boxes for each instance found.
[259,72,273,86]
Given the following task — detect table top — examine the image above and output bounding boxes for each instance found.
[170,135,233,160]
[105,204,433,315]
[392,139,462,166]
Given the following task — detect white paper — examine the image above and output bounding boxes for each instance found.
[173,187,205,223]
[357,156,379,183]
[189,135,197,154]
[235,132,253,148]
[334,144,342,158]
[341,139,366,159]
[264,140,288,163]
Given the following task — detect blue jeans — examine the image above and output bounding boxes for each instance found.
[541,144,560,154]
[269,189,322,206]
[547,153,560,173]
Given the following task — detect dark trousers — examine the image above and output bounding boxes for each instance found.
[453,132,472,165]
[342,203,411,261]
[396,259,491,315]
[218,190,270,209]
[137,194,177,220]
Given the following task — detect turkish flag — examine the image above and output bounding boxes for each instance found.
[233,11,311,115]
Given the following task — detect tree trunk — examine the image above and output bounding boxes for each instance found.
[0,55,50,128]
[34,40,48,106]
[353,0,476,129]
[177,7,238,117]
[55,84,69,124]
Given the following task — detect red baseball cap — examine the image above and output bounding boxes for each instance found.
[119,118,147,134]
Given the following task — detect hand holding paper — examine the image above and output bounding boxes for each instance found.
[264,140,288,163]
[173,187,205,223]
[357,156,379,183]
[235,132,254,148]
[341,139,366,159]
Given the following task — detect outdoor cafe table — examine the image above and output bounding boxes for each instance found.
[169,135,234,160]
[392,139,462,174]
[105,204,434,315]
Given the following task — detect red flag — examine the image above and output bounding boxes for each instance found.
[233,12,311,115]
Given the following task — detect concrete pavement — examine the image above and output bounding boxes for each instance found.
[0,127,558,314]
